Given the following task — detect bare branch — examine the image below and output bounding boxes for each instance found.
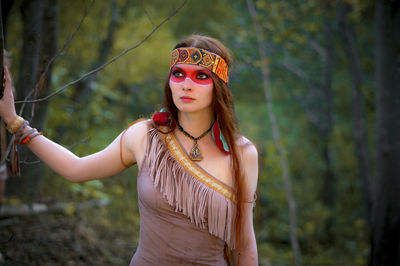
[0,136,14,166]
[282,62,307,81]
[141,0,155,29]
[17,0,95,116]
[0,199,110,217]
[310,40,327,59]
[1,0,188,166]
[16,0,189,104]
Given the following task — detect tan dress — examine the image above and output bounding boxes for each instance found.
[129,128,237,266]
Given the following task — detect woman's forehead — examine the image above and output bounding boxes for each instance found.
[173,64,210,72]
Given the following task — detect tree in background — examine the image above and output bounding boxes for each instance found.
[338,0,373,228]
[2,0,58,200]
[1,0,399,264]
[370,0,400,265]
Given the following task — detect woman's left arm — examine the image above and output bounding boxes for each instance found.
[232,143,259,266]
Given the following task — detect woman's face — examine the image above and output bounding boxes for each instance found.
[169,64,214,115]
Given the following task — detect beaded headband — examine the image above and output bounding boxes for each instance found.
[170,47,229,83]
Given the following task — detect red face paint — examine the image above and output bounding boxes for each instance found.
[170,65,213,86]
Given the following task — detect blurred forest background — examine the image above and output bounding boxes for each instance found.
[0,0,399,265]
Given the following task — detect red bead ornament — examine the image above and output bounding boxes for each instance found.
[152,111,171,126]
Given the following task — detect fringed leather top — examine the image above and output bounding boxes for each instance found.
[129,127,237,265]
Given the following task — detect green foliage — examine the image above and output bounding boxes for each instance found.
[5,0,375,264]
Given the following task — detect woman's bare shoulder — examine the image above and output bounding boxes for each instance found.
[237,135,258,197]
[119,119,152,166]
[237,135,258,160]
[123,119,151,149]
[124,119,151,136]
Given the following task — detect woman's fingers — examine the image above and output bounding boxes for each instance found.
[3,66,13,97]
[0,66,17,123]
[2,71,5,91]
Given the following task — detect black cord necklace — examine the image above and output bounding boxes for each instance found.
[177,118,216,161]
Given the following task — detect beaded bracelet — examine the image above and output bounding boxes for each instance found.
[6,115,25,134]
[13,120,43,145]
[17,131,43,145]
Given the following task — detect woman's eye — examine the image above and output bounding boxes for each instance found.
[197,73,209,80]
[172,70,184,78]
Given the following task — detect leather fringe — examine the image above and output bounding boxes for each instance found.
[146,128,236,249]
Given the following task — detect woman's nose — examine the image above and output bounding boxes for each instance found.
[182,77,194,91]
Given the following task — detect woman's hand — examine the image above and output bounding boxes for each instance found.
[0,66,17,124]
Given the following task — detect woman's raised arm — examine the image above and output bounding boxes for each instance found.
[0,66,148,182]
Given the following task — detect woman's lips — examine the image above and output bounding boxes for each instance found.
[180,96,195,102]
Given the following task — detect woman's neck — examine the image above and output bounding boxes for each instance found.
[177,110,215,138]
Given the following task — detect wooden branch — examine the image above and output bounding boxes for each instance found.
[15,0,189,104]
[337,1,372,225]
[309,40,326,59]
[0,0,188,165]
[17,0,95,117]
[140,0,155,29]
[282,62,307,81]
[0,199,110,217]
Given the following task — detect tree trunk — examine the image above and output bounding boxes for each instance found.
[65,0,119,141]
[1,0,14,40]
[320,16,335,238]
[247,0,302,265]
[7,0,58,200]
[25,0,58,199]
[6,0,44,199]
[284,14,336,242]
[369,0,400,265]
[73,0,119,104]
[337,2,372,226]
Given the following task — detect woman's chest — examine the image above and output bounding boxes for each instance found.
[176,135,234,188]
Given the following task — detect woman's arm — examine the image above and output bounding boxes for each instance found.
[25,120,147,182]
[232,142,259,266]
[0,67,148,182]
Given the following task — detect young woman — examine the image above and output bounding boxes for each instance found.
[0,35,258,265]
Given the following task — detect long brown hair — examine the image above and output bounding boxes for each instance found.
[163,35,244,241]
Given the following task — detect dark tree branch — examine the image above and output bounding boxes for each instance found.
[282,62,307,81]
[309,40,326,59]
[1,0,188,166]
[17,0,95,117]
[15,0,189,104]
[140,0,155,29]
[0,199,110,217]
[337,2,372,226]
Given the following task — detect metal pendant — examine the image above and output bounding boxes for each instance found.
[189,141,203,161]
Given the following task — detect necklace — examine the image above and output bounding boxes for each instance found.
[177,118,216,161]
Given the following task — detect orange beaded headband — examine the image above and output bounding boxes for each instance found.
[170,47,229,83]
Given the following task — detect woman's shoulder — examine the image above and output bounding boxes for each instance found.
[236,135,258,159]
[123,119,151,144]
[124,118,151,132]
[236,135,258,197]
[120,119,152,165]
[236,135,258,175]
